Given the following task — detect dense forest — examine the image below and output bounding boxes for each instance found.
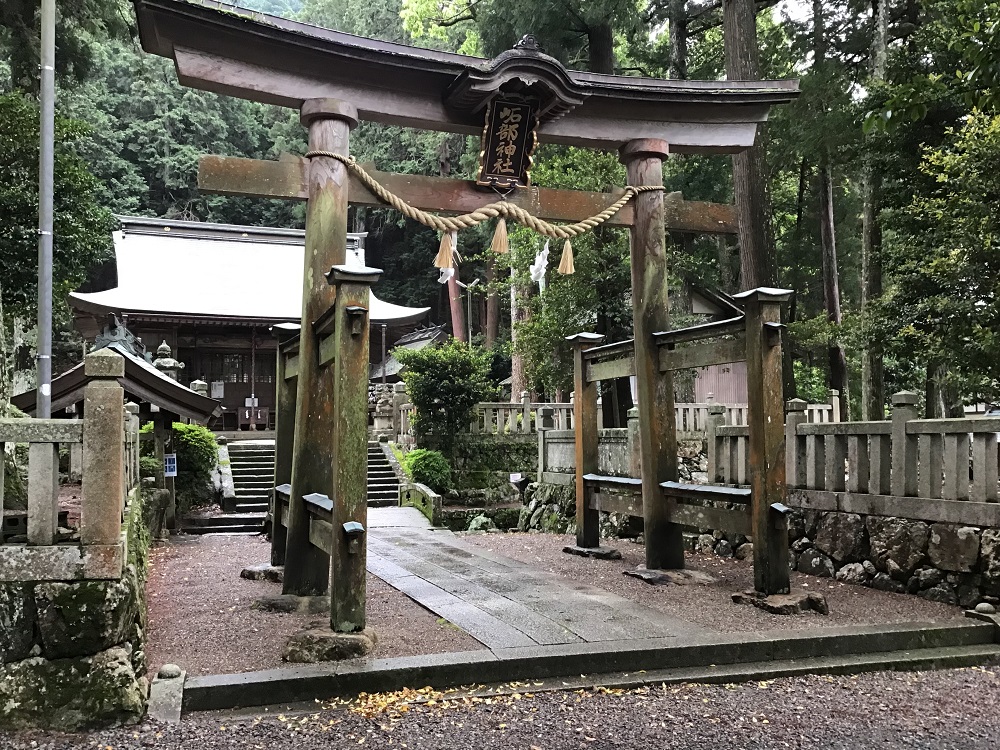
[1,0,998,419]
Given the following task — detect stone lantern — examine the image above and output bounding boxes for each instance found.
[152,341,185,382]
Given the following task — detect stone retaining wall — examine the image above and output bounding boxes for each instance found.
[0,492,149,730]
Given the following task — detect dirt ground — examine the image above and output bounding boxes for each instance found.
[145,529,964,679]
[464,531,964,633]
[144,534,482,677]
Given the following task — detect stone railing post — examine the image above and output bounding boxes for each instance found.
[81,349,126,547]
[784,398,808,488]
[627,407,641,479]
[521,391,531,433]
[828,389,841,422]
[536,406,554,482]
[891,390,919,497]
[705,404,726,483]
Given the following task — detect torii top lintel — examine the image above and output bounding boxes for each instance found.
[133,0,799,153]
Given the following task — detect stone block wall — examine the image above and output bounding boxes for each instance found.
[786,510,998,609]
[0,493,149,730]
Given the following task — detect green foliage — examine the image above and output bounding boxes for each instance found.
[396,339,496,459]
[0,92,115,316]
[171,423,218,512]
[880,110,1000,401]
[139,421,218,513]
[402,448,452,492]
[792,360,829,405]
[139,455,160,480]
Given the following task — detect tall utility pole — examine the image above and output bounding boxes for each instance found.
[37,0,56,418]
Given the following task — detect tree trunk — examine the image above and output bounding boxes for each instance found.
[818,164,848,408]
[447,271,467,343]
[509,266,531,400]
[668,0,689,80]
[723,0,776,290]
[860,0,888,420]
[0,291,9,415]
[485,258,499,348]
[587,20,615,74]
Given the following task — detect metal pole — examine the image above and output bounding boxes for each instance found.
[36,0,56,419]
[467,288,472,344]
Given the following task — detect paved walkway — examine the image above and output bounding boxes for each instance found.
[366,507,703,649]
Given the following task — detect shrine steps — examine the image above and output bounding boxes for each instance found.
[367,442,399,507]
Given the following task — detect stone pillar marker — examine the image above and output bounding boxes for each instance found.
[620,138,682,571]
[284,98,358,596]
[81,348,126,547]
[891,390,919,498]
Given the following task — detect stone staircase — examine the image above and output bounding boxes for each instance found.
[182,439,273,535]
[367,442,399,507]
[228,441,275,516]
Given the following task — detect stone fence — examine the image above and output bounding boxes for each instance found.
[707,391,1000,606]
[389,385,840,445]
[0,349,147,730]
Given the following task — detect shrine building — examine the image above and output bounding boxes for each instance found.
[68,216,429,430]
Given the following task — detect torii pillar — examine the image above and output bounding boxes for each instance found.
[283,98,358,596]
[620,139,684,571]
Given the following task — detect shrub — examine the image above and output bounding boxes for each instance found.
[139,421,218,513]
[396,339,496,461]
[172,423,218,512]
[403,449,452,493]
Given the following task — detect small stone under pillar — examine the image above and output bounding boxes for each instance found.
[283,627,377,663]
[732,589,830,616]
[563,545,622,560]
[623,566,718,585]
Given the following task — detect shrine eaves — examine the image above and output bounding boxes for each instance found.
[132,0,798,153]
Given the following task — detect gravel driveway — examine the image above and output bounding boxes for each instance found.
[6,666,998,749]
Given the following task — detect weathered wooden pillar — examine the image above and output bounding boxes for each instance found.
[568,333,603,551]
[620,139,682,571]
[326,265,380,632]
[81,349,125,547]
[271,326,298,566]
[738,287,792,595]
[284,98,358,596]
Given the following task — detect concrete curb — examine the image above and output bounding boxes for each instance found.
[182,620,997,713]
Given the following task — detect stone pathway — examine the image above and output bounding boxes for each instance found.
[366,507,703,649]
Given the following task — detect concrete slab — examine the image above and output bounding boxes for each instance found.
[368,506,432,529]
[367,524,699,648]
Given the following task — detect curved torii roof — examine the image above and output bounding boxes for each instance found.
[132,0,798,153]
[69,216,430,326]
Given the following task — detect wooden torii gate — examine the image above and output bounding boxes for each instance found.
[132,0,799,642]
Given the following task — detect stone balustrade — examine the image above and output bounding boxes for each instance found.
[391,388,838,445]
[0,349,140,581]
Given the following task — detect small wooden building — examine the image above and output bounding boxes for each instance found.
[69,217,429,430]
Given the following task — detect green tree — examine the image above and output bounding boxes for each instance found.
[880,111,1000,405]
[0,92,115,316]
[396,339,495,461]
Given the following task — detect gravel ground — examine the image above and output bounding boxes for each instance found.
[146,534,481,676]
[464,532,964,632]
[6,666,999,749]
